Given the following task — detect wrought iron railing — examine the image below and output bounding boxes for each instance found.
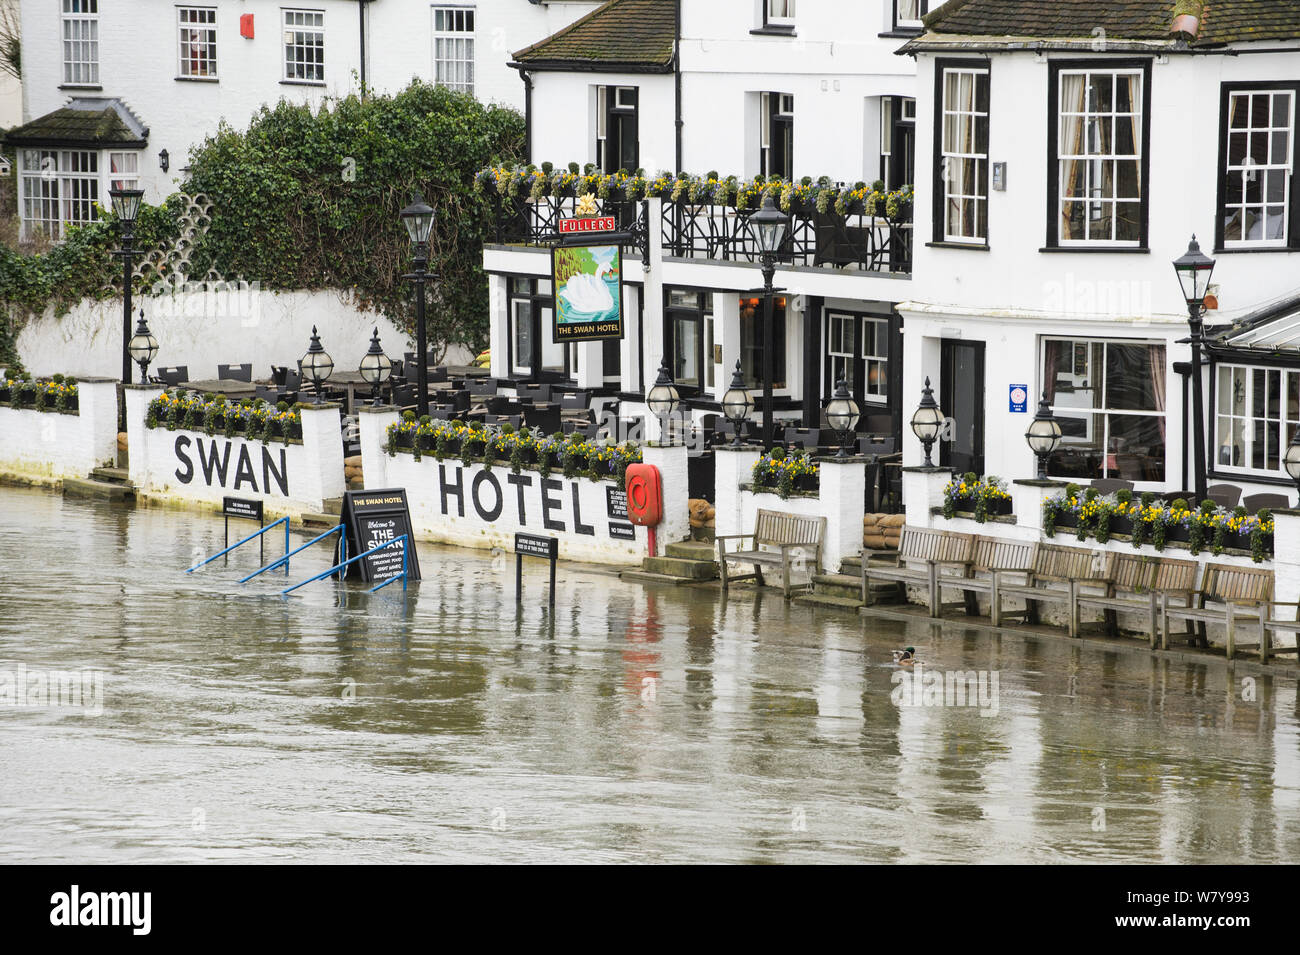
[489,195,912,275]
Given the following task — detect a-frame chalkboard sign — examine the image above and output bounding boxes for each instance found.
[337,488,421,583]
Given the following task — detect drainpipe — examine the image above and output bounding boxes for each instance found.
[674,0,683,173]
[357,0,374,98]
[516,67,533,163]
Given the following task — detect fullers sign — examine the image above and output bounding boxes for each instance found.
[553,216,624,343]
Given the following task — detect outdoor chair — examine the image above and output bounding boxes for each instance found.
[1243,492,1290,511]
[218,363,253,382]
[156,366,189,386]
[1207,484,1243,509]
[1091,478,1135,495]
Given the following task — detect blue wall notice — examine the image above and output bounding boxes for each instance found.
[1009,384,1029,413]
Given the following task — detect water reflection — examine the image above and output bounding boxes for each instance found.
[0,486,1297,863]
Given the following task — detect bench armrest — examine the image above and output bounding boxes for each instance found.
[933,559,974,567]
[715,533,756,542]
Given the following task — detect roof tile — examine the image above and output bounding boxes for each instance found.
[513,0,675,70]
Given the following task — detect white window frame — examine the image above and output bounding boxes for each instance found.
[177,6,218,79]
[765,0,794,28]
[282,8,325,83]
[1214,364,1298,476]
[1056,67,1144,247]
[61,0,99,87]
[108,151,139,192]
[1041,336,1167,482]
[862,316,889,401]
[18,148,101,241]
[827,313,856,393]
[1222,89,1295,249]
[594,85,608,170]
[940,65,990,244]
[432,4,475,95]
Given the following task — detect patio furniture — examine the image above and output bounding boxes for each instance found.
[1091,478,1135,495]
[156,366,189,386]
[1160,562,1273,659]
[218,363,253,382]
[861,527,977,617]
[1243,492,1290,511]
[1206,484,1243,509]
[718,508,827,599]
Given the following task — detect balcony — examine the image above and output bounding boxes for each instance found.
[478,166,914,276]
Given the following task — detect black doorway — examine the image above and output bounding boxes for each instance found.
[940,339,985,475]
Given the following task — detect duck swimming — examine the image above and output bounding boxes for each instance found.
[892,646,917,667]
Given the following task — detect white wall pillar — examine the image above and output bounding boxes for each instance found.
[1273,508,1300,608]
[125,384,165,489]
[1011,479,1068,540]
[358,405,399,491]
[641,441,690,547]
[902,465,951,528]
[642,197,666,441]
[488,273,508,380]
[77,377,120,469]
[576,341,602,389]
[298,403,346,505]
[818,455,867,572]
[714,444,762,539]
[902,332,943,467]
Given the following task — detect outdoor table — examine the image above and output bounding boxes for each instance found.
[186,379,258,396]
[327,370,381,414]
[443,365,489,378]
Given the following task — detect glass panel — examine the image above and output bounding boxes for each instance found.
[1108,414,1164,481]
[1104,343,1160,411]
[540,308,564,371]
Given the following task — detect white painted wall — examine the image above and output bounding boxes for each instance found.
[14,288,468,382]
[0,378,118,480]
[529,70,677,174]
[18,0,597,202]
[126,384,345,515]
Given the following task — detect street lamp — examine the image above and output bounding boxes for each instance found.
[825,376,861,458]
[108,186,144,434]
[359,327,393,408]
[646,356,681,444]
[127,309,159,384]
[1025,391,1063,479]
[910,376,944,468]
[300,325,334,405]
[1173,235,1216,502]
[746,193,789,450]
[400,193,435,418]
[720,359,754,447]
[1284,426,1300,498]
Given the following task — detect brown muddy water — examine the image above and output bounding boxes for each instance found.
[0,486,1297,863]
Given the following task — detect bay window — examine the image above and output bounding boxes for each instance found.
[1041,337,1166,482]
[1049,62,1150,247]
[1217,83,1300,249]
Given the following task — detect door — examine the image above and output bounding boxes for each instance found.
[940,340,985,475]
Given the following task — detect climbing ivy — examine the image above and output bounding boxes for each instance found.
[181,81,525,353]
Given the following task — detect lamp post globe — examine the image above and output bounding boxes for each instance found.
[1025,391,1063,479]
[301,325,334,405]
[399,194,435,249]
[108,186,144,230]
[646,356,681,443]
[127,308,159,383]
[1285,426,1300,496]
[825,376,861,458]
[359,327,393,407]
[910,376,944,468]
[1173,235,1216,307]
[720,359,754,446]
[747,193,789,258]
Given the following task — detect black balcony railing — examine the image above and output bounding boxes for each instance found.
[488,194,912,275]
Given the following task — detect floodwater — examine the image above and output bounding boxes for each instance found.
[0,487,1298,864]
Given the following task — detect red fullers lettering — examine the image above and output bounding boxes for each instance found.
[558,216,616,234]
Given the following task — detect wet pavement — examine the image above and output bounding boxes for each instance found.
[0,487,1297,863]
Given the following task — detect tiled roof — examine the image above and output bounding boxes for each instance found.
[5,98,148,148]
[921,0,1300,46]
[513,0,675,71]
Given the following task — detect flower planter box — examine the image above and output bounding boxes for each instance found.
[1110,516,1134,537]
[795,475,820,493]
[393,432,414,451]
[1054,512,1079,530]
[1166,525,1191,543]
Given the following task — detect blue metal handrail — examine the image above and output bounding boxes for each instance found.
[281,535,410,597]
[240,524,346,584]
[187,516,291,574]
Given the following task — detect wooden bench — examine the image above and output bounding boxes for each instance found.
[861,526,976,617]
[1159,563,1272,659]
[931,536,1039,619]
[717,509,827,599]
[1073,554,1199,646]
[1259,606,1300,664]
[993,543,1115,631]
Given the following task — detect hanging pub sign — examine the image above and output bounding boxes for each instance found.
[552,215,624,343]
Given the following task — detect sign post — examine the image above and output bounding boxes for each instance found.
[338,488,422,585]
[514,532,558,608]
[223,496,265,564]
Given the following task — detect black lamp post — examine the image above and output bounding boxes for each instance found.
[400,194,435,418]
[108,186,143,387]
[359,327,392,408]
[825,376,861,458]
[300,325,334,405]
[1284,426,1300,499]
[746,194,790,450]
[1173,235,1216,502]
[646,356,681,444]
[910,376,944,468]
[720,359,754,447]
[1025,391,1063,479]
[127,309,159,384]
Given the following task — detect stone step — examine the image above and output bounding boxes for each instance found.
[665,540,717,562]
[641,556,718,580]
[812,573,864,601]
[840,556,862,576]
[90,466,131,485]
[63,477,134,502]
[322,496,344,516]
[300,512,339,529]
[620,569,713,587]
[691,525,716,544]
[793,593,868,612]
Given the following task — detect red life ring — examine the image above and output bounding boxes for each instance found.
[624,464,663,526]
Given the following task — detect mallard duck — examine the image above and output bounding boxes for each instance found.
[892,646,917,667]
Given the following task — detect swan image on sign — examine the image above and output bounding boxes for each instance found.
[553,244,622,334]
